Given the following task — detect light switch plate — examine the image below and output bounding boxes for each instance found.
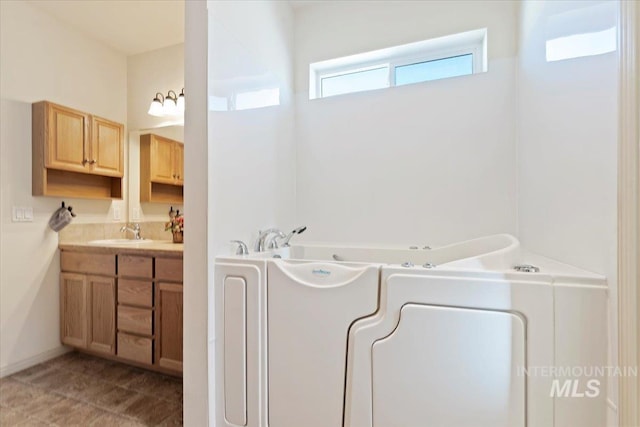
[113,206,121,221]
[23,207,33,221]
[132,207,141,221]
[12,207,22,222]
[12,206,33,222]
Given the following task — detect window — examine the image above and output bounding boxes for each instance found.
[309,28,487,99]
[394,54,474,86]
[320,66,389,98]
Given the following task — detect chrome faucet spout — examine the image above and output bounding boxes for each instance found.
[120,223,142,240]
[254,228,285,252]
[265,230,287,250]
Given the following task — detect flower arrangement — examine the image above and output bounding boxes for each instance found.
[166,207,184,243]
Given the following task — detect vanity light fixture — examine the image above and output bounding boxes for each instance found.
[147,92,165,117]
[163,90,178,115]
[147,88,185,117]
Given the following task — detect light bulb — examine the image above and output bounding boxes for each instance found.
[163,90,178,116]
[163,98,177,116]
[148,99,164,116]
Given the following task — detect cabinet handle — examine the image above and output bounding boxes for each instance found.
[89,159,96,164]
[83,158,89,164]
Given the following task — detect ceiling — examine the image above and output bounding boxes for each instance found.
[27,0,184,56]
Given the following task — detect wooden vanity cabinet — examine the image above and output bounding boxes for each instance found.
[60,273,89,348]
[32,101,124,199]
[116,255,155,366]
[60,249,183,375]
[140,134,184,203]
[60,253,116,355]
[156,257,184,372]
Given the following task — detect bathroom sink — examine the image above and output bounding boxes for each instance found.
[87,239,154,245]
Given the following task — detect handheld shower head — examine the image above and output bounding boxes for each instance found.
[293,226,307,235]
[282,226,307,246]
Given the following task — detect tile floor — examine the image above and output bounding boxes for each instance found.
[0,352,182,426]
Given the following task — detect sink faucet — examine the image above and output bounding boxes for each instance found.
[120,223,142,240]
[254,228,286,252]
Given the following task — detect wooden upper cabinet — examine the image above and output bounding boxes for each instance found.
[91,116,124,177]
[46,103,90,173]
[174,143,184,185]
[150,135,176,184]
[32,101,124,199]
[140,134,184,203]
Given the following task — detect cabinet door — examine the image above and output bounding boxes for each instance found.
[174,143,184,185]
[150,136,176,184]
[87,276,116,354]
[156,282,183,372]
[91,117,123,177]
[46,104,90,173]
[60,273,88,348]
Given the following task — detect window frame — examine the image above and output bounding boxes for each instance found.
[310,28,487,99]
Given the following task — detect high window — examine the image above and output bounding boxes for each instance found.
[310,29,487,99]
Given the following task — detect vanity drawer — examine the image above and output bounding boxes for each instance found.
[156,257,183,282]
[118,306,153,336]
[61,251,115,276]
[118,279,153,307]
[117,333,152,365]
[118,255,152,278]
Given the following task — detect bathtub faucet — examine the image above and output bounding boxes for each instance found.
[255,228,286,252]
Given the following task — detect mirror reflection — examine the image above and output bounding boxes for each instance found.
[128,125,184,223]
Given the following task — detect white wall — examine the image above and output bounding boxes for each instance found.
[0,1,127,375]
[295,0,517,93]
[127,43,185,131]
[207,1,296,424]
[208,0,296,256]
[294,0,519,246]
[516,0,619,423]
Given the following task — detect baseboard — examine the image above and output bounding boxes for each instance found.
[0,346,71,378]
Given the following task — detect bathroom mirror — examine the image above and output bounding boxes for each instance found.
[127,125,184,224]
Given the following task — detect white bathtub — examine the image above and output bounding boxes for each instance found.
[215,234,607,427]
[250,233,518,266]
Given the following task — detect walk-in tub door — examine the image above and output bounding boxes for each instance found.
[267,261,379,427]
[372,304,526,427]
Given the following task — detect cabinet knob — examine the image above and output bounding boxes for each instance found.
[172,174,176,178]
[83,158,89,164]
[89,159,96,164]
